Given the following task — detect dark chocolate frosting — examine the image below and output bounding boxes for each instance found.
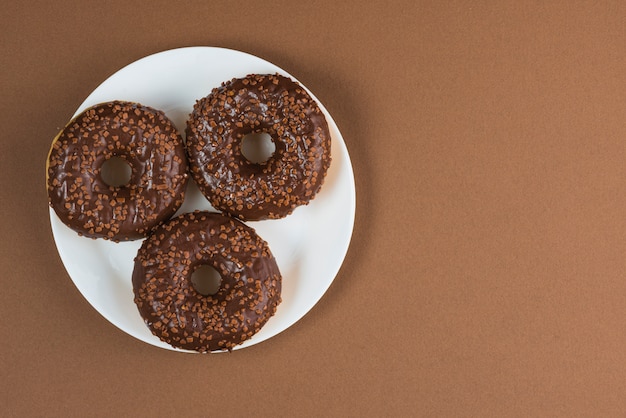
[185,73,331,221]
[132,211,282,352]
[47,101,189,241]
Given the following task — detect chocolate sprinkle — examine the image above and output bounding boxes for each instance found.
[132,211,282,352]
[47,101,189,241]
[185,73,332,221]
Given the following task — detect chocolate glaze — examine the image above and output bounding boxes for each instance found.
[185,73,332,221]
[47,101,189,241]
[132,211,282,352]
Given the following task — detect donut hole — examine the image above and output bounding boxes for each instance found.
[191,264,222,296]
[101,156,132,187]
[241,132,276,164]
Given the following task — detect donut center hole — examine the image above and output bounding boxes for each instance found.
[191,265,222,296]
[101,156,132,187]
[241,132,276,164]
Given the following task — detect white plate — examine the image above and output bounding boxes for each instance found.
[49,47,356,352]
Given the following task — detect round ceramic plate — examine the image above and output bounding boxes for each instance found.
[48,47,356,352]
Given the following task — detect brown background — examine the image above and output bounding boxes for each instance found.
[2,1,625,416]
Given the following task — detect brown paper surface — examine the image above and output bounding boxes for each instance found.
[2,1,625,416]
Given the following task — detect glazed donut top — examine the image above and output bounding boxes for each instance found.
[186,73,332,220]
[47,101,188,241]
[132,211,282,352]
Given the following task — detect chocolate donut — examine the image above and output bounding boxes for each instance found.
[132,211,282,352]
[185,73,332,221]
[47,101,189,241]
